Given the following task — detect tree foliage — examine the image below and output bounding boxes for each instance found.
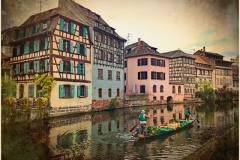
[195,80,216,102]
[33,74,56,98]
[107,97,119,109]
[1,77,17,101]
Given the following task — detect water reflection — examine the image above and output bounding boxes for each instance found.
[1,103,238,159]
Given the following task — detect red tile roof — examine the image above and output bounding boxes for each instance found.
[189,54,209,65]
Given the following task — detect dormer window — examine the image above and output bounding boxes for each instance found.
[43,22,48,30]
[111,29,114,34]
[151,48,156,52]
[127,48,131,54]
[95,21,99,27]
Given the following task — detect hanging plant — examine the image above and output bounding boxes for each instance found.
[33,74,56,118]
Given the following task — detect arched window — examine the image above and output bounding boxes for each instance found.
[153,85,156,93]
[178,86,181,93]
[160,85,163,92]
[172,86,175,93]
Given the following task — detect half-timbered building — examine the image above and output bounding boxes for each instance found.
[194,47,233,91]
[160,50,195,99]
[9,7,93,116]
[124,39,184,104]
[58,0,127,109]
[189,54,213,93]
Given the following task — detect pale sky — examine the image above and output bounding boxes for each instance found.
[1,0,239,61]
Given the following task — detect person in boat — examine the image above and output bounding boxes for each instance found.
[139,110,149,135]
[184,107,191,120]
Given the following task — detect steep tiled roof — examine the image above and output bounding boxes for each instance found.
[189,54,208,65]
[20,7,88,28]
[160,50,194,59]
[69,0,126,41]
[11,7,89,43]
[124,40,168,58]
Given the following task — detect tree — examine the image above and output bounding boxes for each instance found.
[195,80,216,102]
[1,77,17,101]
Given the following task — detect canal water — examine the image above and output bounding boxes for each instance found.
[2,102,238,160]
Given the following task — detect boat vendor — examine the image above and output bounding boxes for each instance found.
[139,110,150,135]
[184,107,191,120]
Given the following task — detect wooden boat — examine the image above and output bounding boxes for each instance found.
[131,119,195,143]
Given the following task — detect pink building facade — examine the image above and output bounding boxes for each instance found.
[124,39,184,104]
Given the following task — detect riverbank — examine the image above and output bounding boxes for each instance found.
[182,125,239,160]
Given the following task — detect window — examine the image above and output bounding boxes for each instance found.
[98,50,103,60]
[151,72,157,79]
[79,26,87,36]
[124,61,127,68]
[127,48,131,54]
[108,37,112,46]
[95,21,99,27]
[138,72,147,79]
[160,85,163,92]
[108,53,113,62]
[28,84,34,97]
[108,88,112,97]
[117,88,120,97]
[98,34,103,42]
[59,85,73,98]
[160,96,164,101]
[77,85,88,97]
[178,86,181,93]
[77,63,85,75]
[63,40,70,52]
[64,21,69,32]
[124,73,126,80]
[157,72,165,80]
[63,61,70,72]
[116,71,120,81]
[108,70,112,80]
[116,41,119,48]
[116,55,120,63]
[137,58,148,66]
[124,86,126,93]
[151,58,156,65]
[98,88,102,98]
[153,85,156,93]
[172,86,175,93]
[98,69,103,79]
[140,85,145,93]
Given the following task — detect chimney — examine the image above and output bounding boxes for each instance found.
[203,46,205,52]
[138,38,141,45]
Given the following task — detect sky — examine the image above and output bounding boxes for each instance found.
[1,0,239,61]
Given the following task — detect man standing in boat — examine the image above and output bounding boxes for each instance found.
[184,107,191,120]
[139,110,149,135]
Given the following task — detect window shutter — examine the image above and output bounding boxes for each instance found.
[30,27,33,35]
[70,42,73,53]
[36,85,40,98]
[60,18,64,31]
[85,86,88,97]
[77,63,81,74]
[28,85,31,97]
[59,85,64,98]
[45,59,48,71]
[70,62,74,73]
[44,38,48,50]
[34,40,36,52]
[17,45,20,55]
[26,28,28,36]
[16,64,20,74]
[59,60,63,72]
[77,43,80,54]
[137,59,140,66]
[138,72,140,79]
[70,23,74,34]
[24,63,26,74]
[18,31,21,38]
[36,24,38,33]
[40,22,43,31]
[24,42,29,54]
[26,62,30,73]
[83,27,87,37]
[77,86,81,97]
[59,39,63,51]
[37,40,40,51]
[71,85,75,98]
[82,64,85,75]
[34,61,37,72]
[83,45,87,56]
